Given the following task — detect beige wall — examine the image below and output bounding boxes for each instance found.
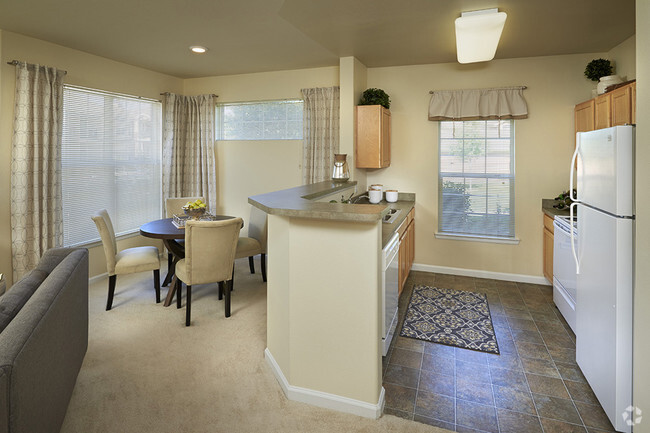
[183,67,339,230]
[339,56,368,190]
[0,31,184,281]
[608,35,636,80]
[267,214,383,406]
[364,53,605,278]
[633,2,649,430]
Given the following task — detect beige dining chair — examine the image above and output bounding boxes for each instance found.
[173,218,242,326]
[164,196,205,276]
[235,206,267,283]
[91,209,161,310]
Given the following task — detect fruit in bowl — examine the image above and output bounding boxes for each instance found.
[183,199,207,219]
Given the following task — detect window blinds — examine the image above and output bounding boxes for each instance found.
[61,86,162,246]
[438,120,515,238]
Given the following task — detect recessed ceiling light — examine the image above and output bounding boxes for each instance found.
[189,46,208,54]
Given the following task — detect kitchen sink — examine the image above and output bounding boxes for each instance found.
[383,208,402,224]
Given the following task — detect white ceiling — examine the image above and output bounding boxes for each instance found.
[0,0,636,78]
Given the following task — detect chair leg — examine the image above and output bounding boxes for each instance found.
[261,254,267,282]
[153,269,161,303]
[185,285,192,326]
[106,275,117,311]
[231,267,235,291]
[224,280,232,318]
[176,278,182,309]
[218,281,224,300]
[248,256,255,274]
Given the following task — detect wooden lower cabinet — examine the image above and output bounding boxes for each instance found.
[543,213,554,283]
[398,208,415,295]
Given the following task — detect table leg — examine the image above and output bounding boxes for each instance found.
[164,274,178,307]
[162,239,184,306]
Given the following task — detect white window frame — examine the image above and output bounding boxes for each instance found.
[61,85,163,247]
[216,99,303,141]
[436,120,519,244]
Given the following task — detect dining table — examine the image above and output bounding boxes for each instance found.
[140,215,237,307]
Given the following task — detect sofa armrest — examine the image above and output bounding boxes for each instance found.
[0,248,88,433]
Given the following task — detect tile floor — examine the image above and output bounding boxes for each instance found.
[382,271,619,433]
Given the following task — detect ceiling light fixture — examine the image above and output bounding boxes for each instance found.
[189,46,208,54]
[455,8,507,64]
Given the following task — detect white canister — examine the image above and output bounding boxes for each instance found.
[385,190,398,203]
[368,189,382,204]
[369,184,383,193]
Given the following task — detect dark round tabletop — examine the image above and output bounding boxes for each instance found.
[140,216,237,240]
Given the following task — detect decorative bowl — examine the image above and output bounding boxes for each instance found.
[183,207,207,220]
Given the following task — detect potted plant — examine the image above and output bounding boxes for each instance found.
[584,59,621,94]
[358,88,391,109]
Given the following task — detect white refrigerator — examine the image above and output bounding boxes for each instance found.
[571,125,634,433]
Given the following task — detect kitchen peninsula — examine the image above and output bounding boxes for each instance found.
[249,181,414,419]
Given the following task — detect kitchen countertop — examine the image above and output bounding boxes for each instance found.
[249,180,415,248]
[542,198,571,218]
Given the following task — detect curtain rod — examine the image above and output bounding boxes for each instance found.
[7,59,68,75]
[160,92,218,98]
[429,85,526,94]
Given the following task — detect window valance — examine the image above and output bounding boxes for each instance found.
[428,86,528,121]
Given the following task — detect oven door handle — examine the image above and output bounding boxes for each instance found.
[570,202,580,275]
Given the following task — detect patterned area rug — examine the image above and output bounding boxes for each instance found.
[400,285,500,354]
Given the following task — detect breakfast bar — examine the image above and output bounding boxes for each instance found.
[249,181,414,419]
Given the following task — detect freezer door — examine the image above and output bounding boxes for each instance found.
[576,126,634,217]
[576,204,633,433]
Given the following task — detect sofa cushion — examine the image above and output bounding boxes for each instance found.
[0,269,49,333]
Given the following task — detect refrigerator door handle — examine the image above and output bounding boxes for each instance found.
[570,138,580,203]
[570,202,580,274]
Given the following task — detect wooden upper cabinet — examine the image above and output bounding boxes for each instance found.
[631,82,636,124]
[611,85,633,126]
[574,99,595,135]
[355,105,391,168]
[574,81,636,137]
[594,93,611,130]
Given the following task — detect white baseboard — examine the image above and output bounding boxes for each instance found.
[411,263,550,285]
[264,348,384,419]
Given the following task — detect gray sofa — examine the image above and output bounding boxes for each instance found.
[0,248,89,433]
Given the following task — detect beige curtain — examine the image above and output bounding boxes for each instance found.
[162,93,217,212]
[428,86,528,121]
[10,62,65,281]
[301,86,340,184]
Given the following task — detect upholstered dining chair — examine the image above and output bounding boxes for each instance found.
[235,206,267,283]
[164,196,205,277]
[91,209,161,310]
[173,218,242,326]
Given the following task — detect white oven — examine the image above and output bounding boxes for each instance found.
[553,215,577,332]
[382,233,399,356]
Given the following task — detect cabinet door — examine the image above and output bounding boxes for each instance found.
[381,108,391,168]
[398,231,408,295]
[611,85,632,126]
[408,220,415,271]
[543,214,554,283]
[355,105,391,169]
[594,94,611,130]
[575,99,595,135]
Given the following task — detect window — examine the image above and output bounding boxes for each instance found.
[61,86,162,247]
[438,120,515,240]
[216,100,303,140]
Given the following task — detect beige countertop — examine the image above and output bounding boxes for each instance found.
[249,181,415,248]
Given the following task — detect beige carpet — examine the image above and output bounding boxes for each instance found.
[60,257,448,433]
